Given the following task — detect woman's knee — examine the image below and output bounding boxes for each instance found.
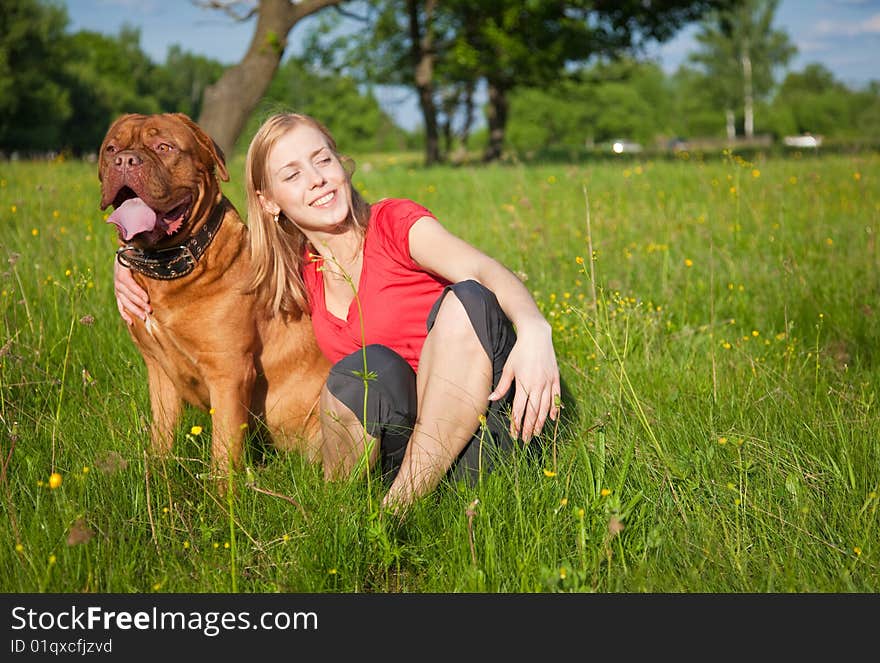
[428,280,511,361]
[428,290,482,348]
[330,345,413,397]
[445,279,497,313]
[319,382,358,426]
[325,345,416,432]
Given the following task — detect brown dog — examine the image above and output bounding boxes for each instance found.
[98,112,330,484]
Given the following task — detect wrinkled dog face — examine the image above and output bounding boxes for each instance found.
[98,113,227,249]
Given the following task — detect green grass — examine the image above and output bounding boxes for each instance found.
[1,149,878,592]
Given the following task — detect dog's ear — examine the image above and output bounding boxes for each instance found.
[170,113,230,182]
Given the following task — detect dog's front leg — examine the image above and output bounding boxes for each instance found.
[207,365,256,488]
[146,360,183,455]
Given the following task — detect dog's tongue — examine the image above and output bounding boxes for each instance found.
[107,197,158,241]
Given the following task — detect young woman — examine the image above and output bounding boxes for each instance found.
[114,113,560,512]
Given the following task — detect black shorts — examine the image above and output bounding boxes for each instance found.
[325,279,517,484]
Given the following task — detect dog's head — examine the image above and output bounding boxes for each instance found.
[98,113,229,249]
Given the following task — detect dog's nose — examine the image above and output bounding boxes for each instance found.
[114,151,143,169]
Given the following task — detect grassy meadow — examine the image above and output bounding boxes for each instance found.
[0,148,878,593]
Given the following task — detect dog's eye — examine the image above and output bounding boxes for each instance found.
[156,143,174,153]
[105,145,116,154]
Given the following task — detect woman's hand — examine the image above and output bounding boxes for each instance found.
[114,260,151,324]
[489,319,560,443]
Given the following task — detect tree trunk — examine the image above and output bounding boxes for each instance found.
[407,0,441,166]
[458,80,475,147]
[741,46,754,138]
[483,79,508,162]
[725,108,736,141]
[198,0,343,156]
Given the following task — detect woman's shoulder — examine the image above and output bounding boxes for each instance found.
[366,198,436,266]
[371,197,434,221]
[370,197,435,235]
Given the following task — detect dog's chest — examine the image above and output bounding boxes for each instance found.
[132,314,210,407]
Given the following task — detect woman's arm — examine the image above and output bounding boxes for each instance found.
[114,260,151,324]
[408,215,561,442]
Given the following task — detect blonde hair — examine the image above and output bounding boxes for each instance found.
[245,113,371,317]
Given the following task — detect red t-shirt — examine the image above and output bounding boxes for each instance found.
[303,198,450,373]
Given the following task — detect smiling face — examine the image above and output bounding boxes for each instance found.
[259,124,353,238]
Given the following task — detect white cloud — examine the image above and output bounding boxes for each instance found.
[797,38,833,53]
[813,12,880,35]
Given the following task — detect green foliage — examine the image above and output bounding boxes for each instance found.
[0,1,226,155]
[1,152,878,592]
[151,46,226,121]
[767,64,880,139]
[668,66,730,138]
[59,28,164,155]
[507,60,690,151]
[689,0,796,103]
[238,57,411,155]
[506,55,880,154]
[0,0,877,159]
[687,0,796,136]
[0,0,72,151]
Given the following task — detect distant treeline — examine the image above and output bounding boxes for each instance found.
[2,0,878,157]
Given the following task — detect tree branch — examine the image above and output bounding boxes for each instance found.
[290,0,350,22]
[332,4,369,22]
[192,0,258,22]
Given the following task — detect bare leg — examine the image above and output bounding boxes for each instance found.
[319,385,379,480]
[382,292,492,511]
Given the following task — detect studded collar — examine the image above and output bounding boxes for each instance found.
[115,196,228,280]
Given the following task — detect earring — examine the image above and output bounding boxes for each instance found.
[273,212,279,223]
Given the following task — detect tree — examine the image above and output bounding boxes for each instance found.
[196,0,347,156]
[451,0,732,161]
[305,0,729,164]
[689,0,795,139]
[506,60,675,154]
[300,0,452,165]
[770,63,879,139]
[0,0,71,152]
[669,65,730,138]
[240,56,408,154]
[852,81,880,140]
[61,27,164,154]
[153,46,226,121]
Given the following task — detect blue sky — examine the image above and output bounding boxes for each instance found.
[65,0,880,130]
